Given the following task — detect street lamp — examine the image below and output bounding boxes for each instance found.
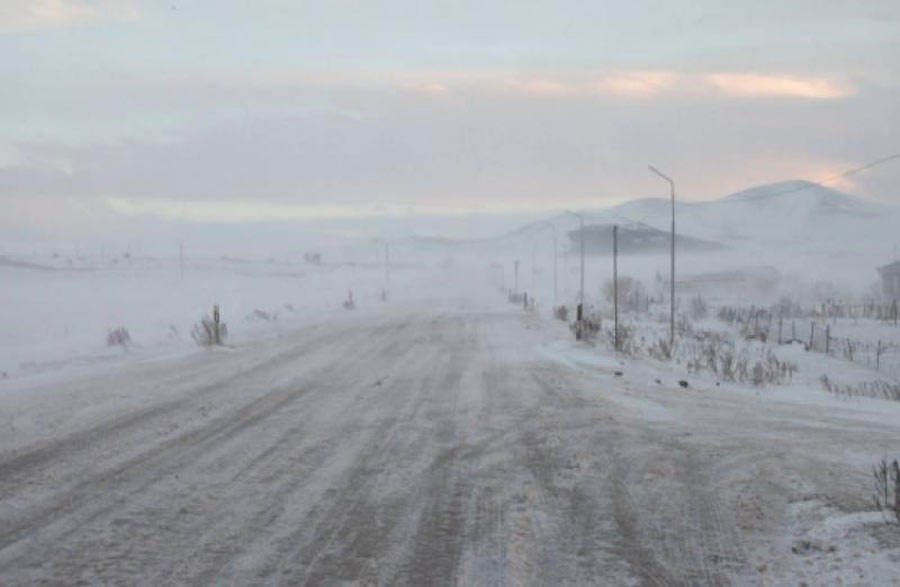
[649,165,675,346]
[565,210,585,309]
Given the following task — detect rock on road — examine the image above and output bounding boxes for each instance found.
[1,306,896,585]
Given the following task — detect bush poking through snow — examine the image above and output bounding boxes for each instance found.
[690,294,709,320]
[820,375,900,402]
[192,305,227,346]
[554,305,569,321]
[247,309,274,322]
[872,458,900,523]
[343,291,355,310]
[602,277,649,313]
[571,314,601,341]
[606,323,640,355]
[649,338,673,361]
[106,327,131,348]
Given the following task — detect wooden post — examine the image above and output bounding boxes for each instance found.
[809,322,815,351]
[213,304,221,345]
[877,340,883,370]
[825,325,830,354]
[778,313,783,344]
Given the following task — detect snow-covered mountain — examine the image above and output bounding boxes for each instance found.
[588,180,898,249]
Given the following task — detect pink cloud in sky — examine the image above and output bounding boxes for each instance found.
[0,0,138,32]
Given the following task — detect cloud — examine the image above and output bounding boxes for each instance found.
[501,77,573,96]
[294,70,854,101]
[595,72,678,96]
[0,0,138,32]
[703,73,854,99]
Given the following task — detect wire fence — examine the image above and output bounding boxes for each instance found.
[715,302,900,380]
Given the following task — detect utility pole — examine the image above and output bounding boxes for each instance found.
[566,210,585,309]
[649,165,676,346]
[613,224,618,352]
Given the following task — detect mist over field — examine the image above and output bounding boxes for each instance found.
[2,1,900,585]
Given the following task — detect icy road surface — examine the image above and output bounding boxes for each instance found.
[1,307,899,585]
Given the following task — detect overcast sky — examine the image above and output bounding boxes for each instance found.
[2,0,899,239]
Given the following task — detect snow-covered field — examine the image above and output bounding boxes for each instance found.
[0,254,422,382]
[2,254,900,585]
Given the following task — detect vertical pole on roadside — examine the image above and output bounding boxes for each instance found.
[213,304,221,345]
[648,165,675,346]
[613,225,618,352]
[179,242,184,282]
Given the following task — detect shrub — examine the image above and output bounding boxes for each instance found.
[554,305,569,321]
[106,327,131,348]
[873,458,900,523]
[247,309,274,322]
[606,323,639,355]
[821,376,900,402]
[649,337,673,361]
[571,313,601,341]
[192,306,227,346]
[690,294,709,320]
[602,277,648,313]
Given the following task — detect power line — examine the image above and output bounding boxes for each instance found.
[597,149,900,226]
[701,150,900,205]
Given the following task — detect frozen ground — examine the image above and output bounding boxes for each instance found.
[0,254,408,381]
[2,273,900,585]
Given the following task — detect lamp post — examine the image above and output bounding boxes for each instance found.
[649,165,675,346]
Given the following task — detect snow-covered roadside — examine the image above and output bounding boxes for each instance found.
[0,256,433,384]
[540,330,900,586]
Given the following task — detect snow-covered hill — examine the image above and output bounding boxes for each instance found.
[590,181,898,250]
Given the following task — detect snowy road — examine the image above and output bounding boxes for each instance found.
[1,306,898,585]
